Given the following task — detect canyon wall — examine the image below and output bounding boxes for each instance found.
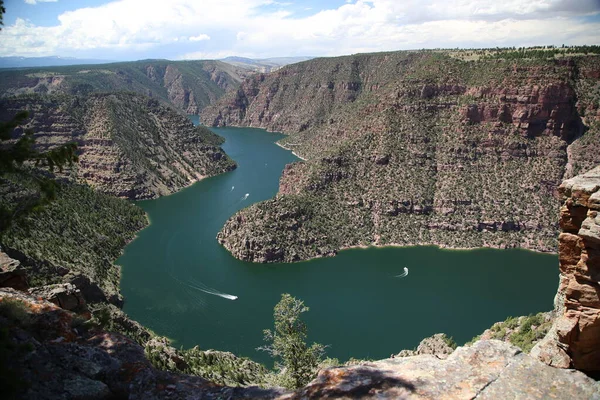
[0,93,235,200]
[204,52,600,262]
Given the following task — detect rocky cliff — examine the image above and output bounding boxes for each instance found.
[532,166,600,373]
[204,51,600,262]
[290,340,599,399]
[0,60,245,114]
[0,93,235,200]
[1,156,599,397]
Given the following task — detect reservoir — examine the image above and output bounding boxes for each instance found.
[119,118,559,364]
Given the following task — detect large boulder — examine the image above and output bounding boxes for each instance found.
[29,283,86,312]
[395,333,455,360]
[0,251,28,291]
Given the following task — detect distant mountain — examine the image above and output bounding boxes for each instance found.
[0,56,117,69]
[220,56,313,72]
[0,59,246,114]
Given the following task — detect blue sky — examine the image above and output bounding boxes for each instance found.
[1,0,599,61]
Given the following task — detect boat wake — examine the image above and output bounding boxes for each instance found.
[167,262,238,301]
[231,186,235,192]
[241,193,249,201]
[186,282,238,300]
[395,267,409,278]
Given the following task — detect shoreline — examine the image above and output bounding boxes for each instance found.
[275,141,307,161]
[205,119,307,161]
[336,240,558,257]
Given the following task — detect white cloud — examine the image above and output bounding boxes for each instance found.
[1,0,599,59]
[24,0,58,4]
[189,34,210,42]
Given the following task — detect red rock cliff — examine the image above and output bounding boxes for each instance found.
[533,165,600,372]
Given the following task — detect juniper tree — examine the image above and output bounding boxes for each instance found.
[258,293,326,389]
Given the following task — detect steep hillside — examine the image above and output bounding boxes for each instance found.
[0,177,147,305]
[0,59,246,114]
[202,51,600,262]
[0,93,235,200]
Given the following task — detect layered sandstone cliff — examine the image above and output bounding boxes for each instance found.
[0,93,235,200]
[206,52,600,262]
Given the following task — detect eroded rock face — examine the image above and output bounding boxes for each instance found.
[533,166,600,372]
[28,283,86,312]
[289,340,599,400]
[0,60,243,115]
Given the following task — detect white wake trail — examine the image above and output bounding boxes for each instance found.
[168,269,238,301]
[186,282,238,300]
[395,267,409,278]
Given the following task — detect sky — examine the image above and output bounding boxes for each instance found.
[0,0,599,61]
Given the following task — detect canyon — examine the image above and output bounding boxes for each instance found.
[1,48,600,398]
[204,52,600,262]
[0,59,246,114]
[1,165,599,398]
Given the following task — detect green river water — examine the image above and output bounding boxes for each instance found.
[119,118,558,364]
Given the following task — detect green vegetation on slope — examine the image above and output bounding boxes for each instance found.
[468,312,552,353]
[0,174,147,303]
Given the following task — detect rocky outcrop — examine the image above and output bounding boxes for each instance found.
[290,340,599,399]
[0,251,27,291]
[28,283,86,312]
[210,52,600,262]
[0,288,283,400]
[0,93,236,200]
[5,283,598,399]
[395,333,456,360]
[532,166,600,372]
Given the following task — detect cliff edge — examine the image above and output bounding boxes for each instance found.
[532,165,600,373]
